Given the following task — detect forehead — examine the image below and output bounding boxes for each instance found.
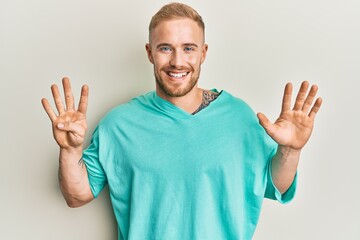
[150,18,204,44]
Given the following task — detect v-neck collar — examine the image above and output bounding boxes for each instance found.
[151,89,225,119]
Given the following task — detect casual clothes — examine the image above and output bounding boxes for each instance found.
[82,90,296,240]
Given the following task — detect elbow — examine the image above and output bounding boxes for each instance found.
[65,199,87,208]
[62,192,93,208]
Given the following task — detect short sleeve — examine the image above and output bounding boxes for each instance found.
[82,126,107,198]
[264,154,297,204]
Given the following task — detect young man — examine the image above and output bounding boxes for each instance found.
[41,3,322,240]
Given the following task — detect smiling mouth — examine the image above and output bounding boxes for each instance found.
[166,71,189,79]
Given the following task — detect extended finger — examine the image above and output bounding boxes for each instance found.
[281,83,293,112]
[309,97,323,120]
[302,84,318,113]
[78,85,89,114]
[257,112,276,137]
[293,81,309,111]
[62,77,75,111]
[41,98,57,122]
[51,84,65,114]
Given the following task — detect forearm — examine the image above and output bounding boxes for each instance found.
[271,146,301,194]
[59,147,94,207]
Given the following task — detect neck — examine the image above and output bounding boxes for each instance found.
[156,86,203,114]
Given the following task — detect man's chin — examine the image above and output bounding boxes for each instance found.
[157,85,193,98]
[155,74,198,98]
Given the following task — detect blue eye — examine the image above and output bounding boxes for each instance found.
[184,47,194,51]
[160,47,171,52]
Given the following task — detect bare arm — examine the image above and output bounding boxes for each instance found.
[42,77,94,207]
[258,81,322,194]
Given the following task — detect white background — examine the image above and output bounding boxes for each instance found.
[1,0,359,239]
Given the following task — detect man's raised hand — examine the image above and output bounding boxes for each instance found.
[257,81,322,150]
[41,77,89,150]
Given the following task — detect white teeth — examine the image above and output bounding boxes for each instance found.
[168,72,188,78]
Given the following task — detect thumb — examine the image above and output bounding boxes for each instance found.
[257,112,275,136]
[56,122,85,136]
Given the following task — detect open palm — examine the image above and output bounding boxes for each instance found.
[258,81,322,150]
[42,77,89,149]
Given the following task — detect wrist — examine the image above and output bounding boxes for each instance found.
[60,146,83,161]
[275,145,302,163]
[277,145,301,155]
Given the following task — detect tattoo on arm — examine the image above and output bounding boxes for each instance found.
[78,158,85,168]
[58,158,86,183]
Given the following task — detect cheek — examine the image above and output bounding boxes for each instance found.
[153,54,170,67]
[185,54,199,65]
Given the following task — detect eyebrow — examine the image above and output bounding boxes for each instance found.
[156,43,199,49]
[156,43,171,49]
[183,43,199,48]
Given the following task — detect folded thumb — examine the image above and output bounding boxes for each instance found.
[57,122,82,134]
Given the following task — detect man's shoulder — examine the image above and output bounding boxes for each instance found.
[219,90,254,112]
[99,91,156,125]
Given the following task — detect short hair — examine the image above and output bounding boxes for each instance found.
[148,2,205,40]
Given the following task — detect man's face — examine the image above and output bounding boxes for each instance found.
[146,18,208,98]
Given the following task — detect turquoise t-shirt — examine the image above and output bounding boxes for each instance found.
[83,90,296,240]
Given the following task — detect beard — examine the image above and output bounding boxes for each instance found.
[154,64,201,97]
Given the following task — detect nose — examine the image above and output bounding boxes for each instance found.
[169,49,185,68]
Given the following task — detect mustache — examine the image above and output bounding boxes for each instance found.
[160,66,193,72]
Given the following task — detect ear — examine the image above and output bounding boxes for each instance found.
[201,44,208,64]
[145,43,154,64]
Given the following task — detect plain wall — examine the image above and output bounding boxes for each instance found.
[1,0,359,239]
